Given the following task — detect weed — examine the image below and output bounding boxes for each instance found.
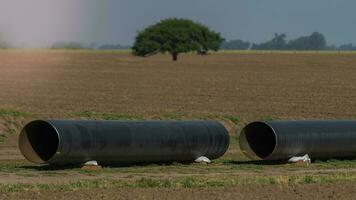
[303,176,316,184]
[197,114,240,124]
[135,178,171,188]
[182,177,198,188]
[221,115,240,124]
[288,175,297,185]
[2,173,356,193]
[160,112,184,120]
[0,135,6,143]
[0,109,27,117]
[1,184,32,193]
[75,111,143,120]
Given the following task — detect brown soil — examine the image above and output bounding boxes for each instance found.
[2,183,356,200]
[0,51,356,121]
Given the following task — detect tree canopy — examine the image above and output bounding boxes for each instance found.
[132,18,224,61]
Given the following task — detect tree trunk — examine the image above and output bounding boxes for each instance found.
[172,52,178,61]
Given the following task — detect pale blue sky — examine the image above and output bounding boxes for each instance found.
[0,0,355,47]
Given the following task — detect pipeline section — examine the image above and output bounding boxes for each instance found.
[19,120,229,165]
[239,120,356,161]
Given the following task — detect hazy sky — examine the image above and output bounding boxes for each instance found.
[0,0,355,47]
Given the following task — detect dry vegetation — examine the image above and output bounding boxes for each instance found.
[1,50,356,199]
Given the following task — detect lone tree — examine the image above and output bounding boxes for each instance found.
[132,18,224,61]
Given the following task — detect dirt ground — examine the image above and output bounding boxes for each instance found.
[1,50,356,121]
[2,183,356,200]
[1,50,356,199]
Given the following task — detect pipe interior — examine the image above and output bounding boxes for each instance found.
[19,121,59,163]
[240,122,276,159]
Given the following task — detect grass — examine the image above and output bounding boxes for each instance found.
[2,172,356,193]
[312,159,356,169]
[157,112,241,124]
[158,112,185,120]
[75,111,144,120]
[3,120,17,134]
[3,156,356,179]
[0,108,26,143]
[220,115,241,124]
[74,110,241,125]
[0,109,27,118]
[0,134,6,143]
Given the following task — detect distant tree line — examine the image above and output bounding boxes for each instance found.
[0,31,356,51]
[251,32,326,50]
[0,40,12,49]
[220,32,356,51]
[338,43,356,51]
[97,44,130,50]
[44,38,356,51]
[51,42,88,50]
[220,39,250,50]
[50,42,130,50]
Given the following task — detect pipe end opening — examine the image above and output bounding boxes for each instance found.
[239,122,276,160]
[19,120,59,164]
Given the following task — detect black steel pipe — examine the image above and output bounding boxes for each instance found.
[239,120,356,161]
[19,120,229,165]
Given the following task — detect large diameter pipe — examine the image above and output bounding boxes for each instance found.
[239,121,356,161]
[19,120,229,165]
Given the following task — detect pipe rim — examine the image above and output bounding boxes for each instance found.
[19,120,60,164]
[239,121,278,160]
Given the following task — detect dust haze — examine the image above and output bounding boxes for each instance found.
[0,0,103,47]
